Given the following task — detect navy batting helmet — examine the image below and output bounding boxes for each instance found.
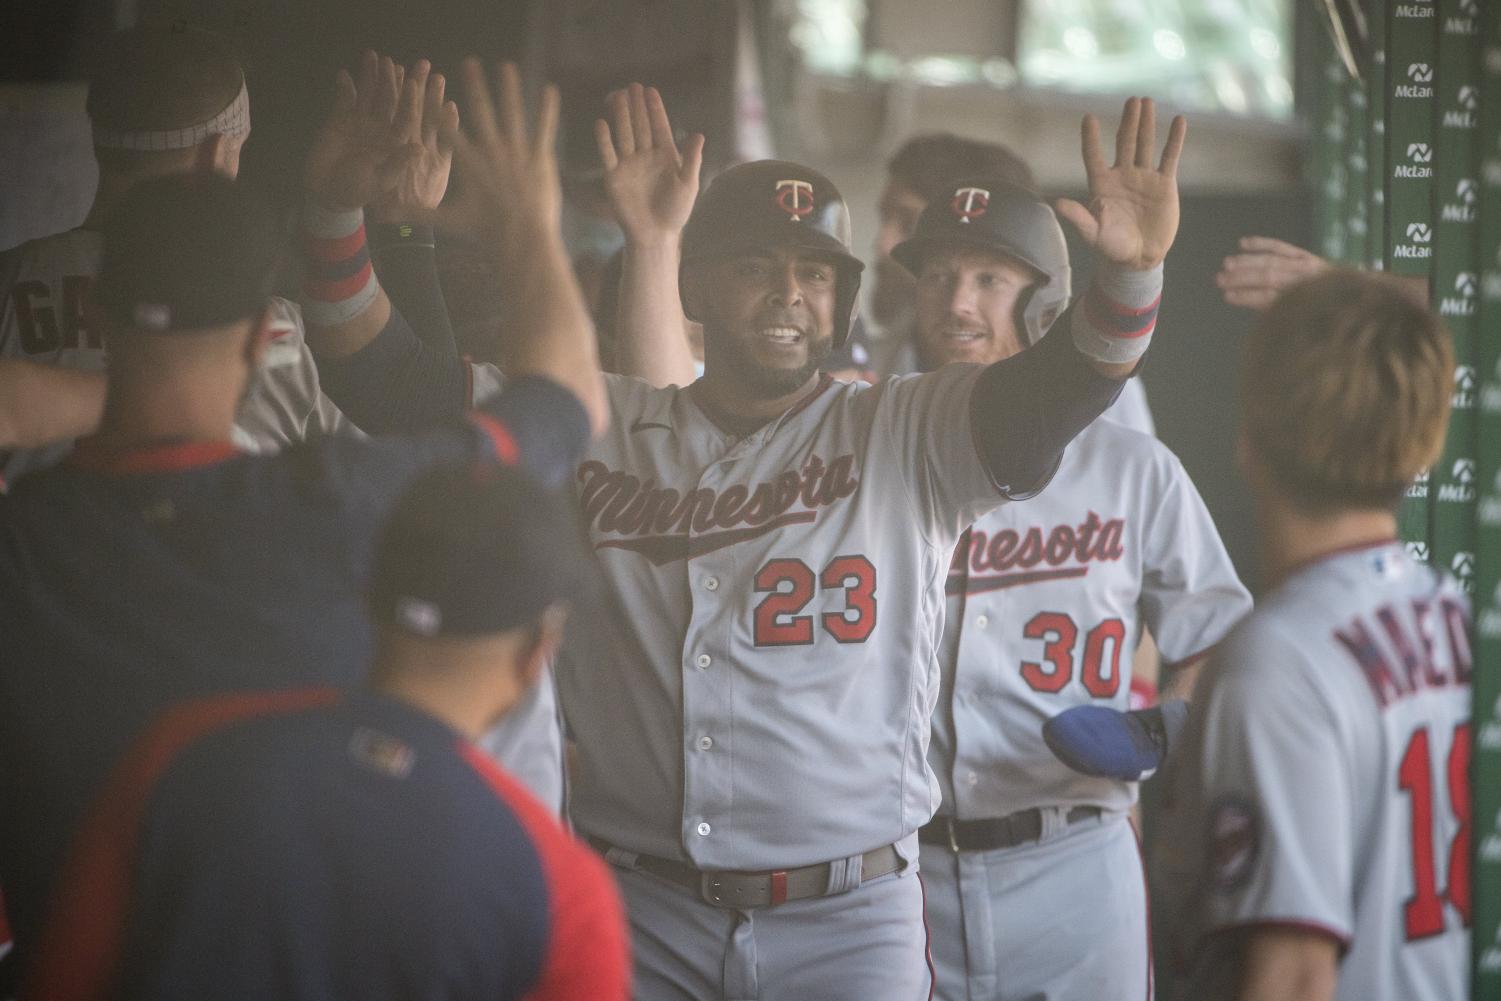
[891,179,1071,345]
[681,160,865,349]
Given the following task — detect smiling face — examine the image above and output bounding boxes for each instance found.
[913,247,1038,367]
[689,245,840,399]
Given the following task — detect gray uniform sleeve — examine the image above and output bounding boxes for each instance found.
[1193,631,1359,946]
[1137,447,1252,666]
[874,364,1008,545]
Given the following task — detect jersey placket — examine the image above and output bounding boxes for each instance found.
[678,433,766,868]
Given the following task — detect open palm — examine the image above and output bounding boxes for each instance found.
[1054,97,1187,272]
[372,60,459,222]
[304,51,415,211]
[595,84,704,244]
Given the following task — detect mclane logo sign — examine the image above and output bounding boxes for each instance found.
[1396,63,1434,97]
[1439,457,1476,503]
[1406,541,1431,563]
[1440,178,1478,223]
[1395,222,1434,258]
[1444,85,1480,128]
[1395,144,1433,178]
[1408,469,1431,499]
[1452,364,1477,409]
[1451,551,1475,583]
[1395,1,1434,16]
[1441,276,1478,317]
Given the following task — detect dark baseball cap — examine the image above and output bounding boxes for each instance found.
[97,172,282,332]
[369,462,591,638]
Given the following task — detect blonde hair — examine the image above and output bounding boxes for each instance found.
[1241,269,1453,512]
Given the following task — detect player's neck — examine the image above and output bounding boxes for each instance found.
[1257,500,1398,589]
[371,638,525,741]
[692,368,826,426]
[95,367,244,450]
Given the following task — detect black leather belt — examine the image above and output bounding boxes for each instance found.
[919,806,1102,853]
[586,836,904,909]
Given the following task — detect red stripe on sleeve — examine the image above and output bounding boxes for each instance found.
[1084,289,1160,338]
[305,226,368,264]
[303,261,374,303]
[457,744,630,1001]
[468,413,520,466]
[25,688,341,1001]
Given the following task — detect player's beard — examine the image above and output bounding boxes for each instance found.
[705,323,834,399]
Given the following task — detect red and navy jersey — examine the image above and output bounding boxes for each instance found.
[0,367,587,957]
[28,690,629,1001]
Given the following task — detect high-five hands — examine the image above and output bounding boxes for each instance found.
[305,51,417,211]
[1216,237,1330,310]
[370,60,460,223]
[1054,97,1188,272]
[595,83,705,247]
[435,60,563,245]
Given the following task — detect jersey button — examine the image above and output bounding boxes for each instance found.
[695,654,712,669]
[965,771,979,786]
[697,736,714,751]
[704,576,720,591]
[975,615,989,629]
[697,821,712,836]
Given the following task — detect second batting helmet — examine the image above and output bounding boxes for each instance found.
[681,160,865,349]
[891,179,1071,345]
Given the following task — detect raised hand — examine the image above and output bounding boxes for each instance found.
[595,84,705,246]
[1054,97,1187,272]
[304,51,416,211]
[371,60,460,223]
[1216,236,1329,310]
[436,60,562,244]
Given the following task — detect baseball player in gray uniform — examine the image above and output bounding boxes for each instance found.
[884,178,1251,1001]
[315,87,1188,1000]
[865,137,1156,437]
[0,25,349,490]
[1152,270,1471,1001]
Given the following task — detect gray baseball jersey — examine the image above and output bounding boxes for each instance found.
[932,417,1250,818]
[554,364,1008,870]
[1153,541,1473,1001]
[0,228,346,485]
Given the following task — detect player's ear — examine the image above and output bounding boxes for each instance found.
[193,134,226,177]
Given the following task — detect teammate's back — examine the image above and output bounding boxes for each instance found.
[1152,268,1467,1001]
[1159,541,1471,1001]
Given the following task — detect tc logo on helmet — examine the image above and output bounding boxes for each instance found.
[775,179,815,222]
[952,187,990,224]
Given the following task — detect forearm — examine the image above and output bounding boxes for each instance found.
[1237,929,1339,1001]
[315,305,469,434]
[613,237,697,387]
[301,203,395,359]
[0,360,106,448]
[969,308,1128,497]
[369,223,457,357]
[495,220,608,434]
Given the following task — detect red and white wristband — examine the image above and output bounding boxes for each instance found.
[300,203,379,327]
[1072,262,1163,367]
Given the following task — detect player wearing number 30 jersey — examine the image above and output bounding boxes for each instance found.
[884,179,1250,1001]
[1153,271,1471,1001]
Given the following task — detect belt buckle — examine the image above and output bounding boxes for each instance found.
[946,816,960,854]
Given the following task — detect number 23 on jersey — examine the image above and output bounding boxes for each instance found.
[753,555,877,646]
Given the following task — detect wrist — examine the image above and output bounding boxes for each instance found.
[369,222,436,254]
[622,229,683,254]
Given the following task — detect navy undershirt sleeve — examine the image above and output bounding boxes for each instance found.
[370,224,457,358]
[969,300,1133,498]
[315,306,469,434]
